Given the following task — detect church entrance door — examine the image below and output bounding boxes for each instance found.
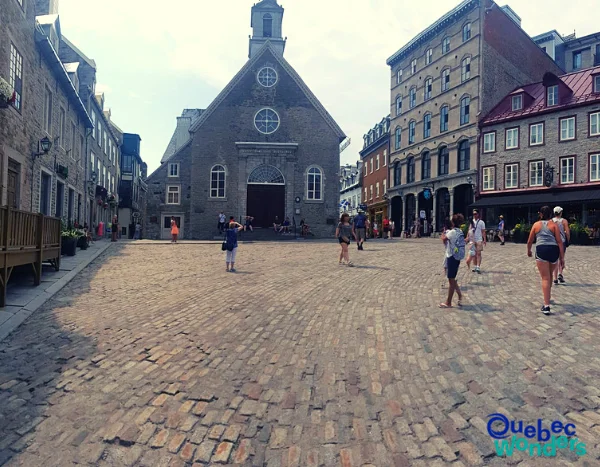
[247,165,286,228]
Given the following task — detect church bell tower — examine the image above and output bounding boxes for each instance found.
[249,0,286,59]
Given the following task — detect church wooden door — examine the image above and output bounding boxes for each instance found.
[247,185,285,228]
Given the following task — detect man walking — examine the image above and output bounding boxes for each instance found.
[353,210,367,250]
[471,209,486,273]
[218,212,226,234]
[497,215,505,245]
[552,206,570,284]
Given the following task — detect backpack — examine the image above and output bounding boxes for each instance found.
[452,228,466,261]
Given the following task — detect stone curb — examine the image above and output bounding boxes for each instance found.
[0,242,113,342]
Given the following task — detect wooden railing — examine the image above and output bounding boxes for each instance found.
[0,207,62,307]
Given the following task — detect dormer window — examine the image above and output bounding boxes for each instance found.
[263,14,273,38]
[594,75,600,93]
[547,85,559,106]
[511,94,523,111]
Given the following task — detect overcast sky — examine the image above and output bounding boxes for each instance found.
[59,0,598,172]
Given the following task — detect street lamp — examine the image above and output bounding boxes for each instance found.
[32,136,52,158]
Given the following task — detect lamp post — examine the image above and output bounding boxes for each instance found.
[30,137,53,211]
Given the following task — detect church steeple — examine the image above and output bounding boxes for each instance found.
[249,0,286,59]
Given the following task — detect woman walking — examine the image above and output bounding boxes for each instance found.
[527,206,565,315]
[336,213,356,266]
[225,220,244,272]
[170,217,179,243]
[440,214,465,308]
[552,206,570,284]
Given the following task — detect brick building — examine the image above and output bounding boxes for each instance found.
[385,0,562,233]
[339,162,362,217]
[0,0,92,222]
[360,117,390,236]
[146,0,345,240]
[474,67,600,228]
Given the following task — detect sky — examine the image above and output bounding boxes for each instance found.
[58,0,599,173]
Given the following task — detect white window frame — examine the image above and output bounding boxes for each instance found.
[461,57,471,82]
[91,111,97,139]
[594,75,600,93]
[442,37,450,54]
[560,157,575,184]
[306,166,323,201]
[506,128,519,149]
[408,121,415,144]
[396,95,402,115]
[59,107,66,149]
[166,185,180,205]
[369,185,373,200]
[590,112,600,136]
[529,123,544,146]
[364,164,368,176]
[511,95,523,111]
[482,166,495,191]
[370,158,373,174]
[411,59,417,74]
[590,153,600,182]
[424,78,432,100]
[376,182,380,198]
[364,187,367,200]
[9,44,23,110]
[383,150,387,166]
[383,179,387,193]
[547,85,559,106]
[483,132,496,153]
[505,164,518,189]
[210,165,226,198]
[376,154,380,171]
[396,69,402,84]
[441,69,450,92]
[168,163,180,178]
[70,122,77,159]
[426,48,433,65]
[409,87,416,109]
[529,160,544,187]
[560,117,576,141]
[43,86,52,135]
[463,22,472,42]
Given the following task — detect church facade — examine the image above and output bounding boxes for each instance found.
[146,0,346,240]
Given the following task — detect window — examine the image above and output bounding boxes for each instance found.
[594,75,600,93]
[408,121,416,144]
[168,163,179,177]
[257,67,278,87]
[396,69,403,84]
[370,185,373,200]
[376,155,380,171]
[383,179,387,193]
[573,51,582,70]
[529,161,544,187]
[423,114,431,139]
[364,164,368,176]
[506,127,519,149]
[591,112,600,136]
[547,85,559,106]
[376,182,380,198]
[254,108,280,134]
[409,87,416,109]
[482,166,495,191]
[442,37,450,54]
[307,167,322,200]
[59,108,66,148]
[91,111,96,139]
[411,59,417,74]
[407,157,415,183]
[395,127,401,150]
[263,13,272,37]
[458,140,470,172]
[56,181,64,217]
[364,187,367,200]
[424,78,432,100]
[461,57,471,82]
[80,136,85,165]
[560,157,575,184]
[511,95,523,111]
[441,69,450,92]
[383,150,387,166]
[560,117,576,141]
[166,185,180,204]
[591,154,600,181]
[426,48,433,65]
[460,97,470,125]
[370,158,373,173]
[421,152,431,179]
[9,44,23,110]
[505,164,518,189]
[394,163,401,186]
[440,105,449,132]
[530,123,544,146]
[103,131,108,153]
[43,87,52,134]
[71,123,76,158]
[438,146,449,176]
[97,121,102,146]
[40,172,51,215]
[483,132,496,153]
[211,165,226,198]
[462,23,471,42]
[396,95,402,115]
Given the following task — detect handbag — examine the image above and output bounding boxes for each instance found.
[221,234,227,251]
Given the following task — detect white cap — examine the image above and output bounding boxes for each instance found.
[554,206,563,213]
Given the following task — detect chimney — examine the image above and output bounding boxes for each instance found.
[35,0,59,15]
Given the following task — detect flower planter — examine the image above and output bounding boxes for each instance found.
[77,235,89,250]
[61,237,78,256]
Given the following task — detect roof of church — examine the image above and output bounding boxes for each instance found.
[188,41,346,140]
[160,109,205,163]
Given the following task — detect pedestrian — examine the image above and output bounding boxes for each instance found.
[441,219,452,279]
[111,216,119,242]
[527,206,565,315]
[170,216,179,243]
[373,221,379,239]
[440,213,465,308]
[134,221,141,240]
[552,206,570,285]
[225,220,244,272]
[497,215,505,245]
[244,216,254,232]
[218,212,226,234]
[465,223,476,269]
[414,218,421,238]
[389,220,395,238]
[336,213,356,266]
[353,210,367,250]
[383,217,390,239]
[470,209,486,273]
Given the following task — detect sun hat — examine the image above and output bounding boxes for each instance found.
[554,206,563,213]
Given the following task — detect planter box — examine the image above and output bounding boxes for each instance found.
[61,237,77,256]
[77,235,89,250]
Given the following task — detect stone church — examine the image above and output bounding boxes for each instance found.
[146,0,346,240]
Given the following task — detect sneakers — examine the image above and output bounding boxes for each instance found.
[553,279,558,285]
[558,274,565,284]
[472,266,481,274]
[541,305,551,315]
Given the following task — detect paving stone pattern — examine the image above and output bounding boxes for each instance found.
[0,240,599,466]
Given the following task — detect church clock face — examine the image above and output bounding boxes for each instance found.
[254,108,280,134]
[257,67,278,87]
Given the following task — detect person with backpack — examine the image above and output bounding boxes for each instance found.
[353,211,367,250]
[552,206,570,285]
[440,213,465,308]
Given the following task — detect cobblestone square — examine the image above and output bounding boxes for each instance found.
[0,239,599,466]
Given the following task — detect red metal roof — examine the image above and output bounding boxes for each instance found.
[482,66,600,125]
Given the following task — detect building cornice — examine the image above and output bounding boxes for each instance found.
[360,136,390,157]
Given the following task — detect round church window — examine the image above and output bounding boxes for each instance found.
[257,67,278,87]
[254,108,280,134]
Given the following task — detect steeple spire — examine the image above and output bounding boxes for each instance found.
[249,0,286,59]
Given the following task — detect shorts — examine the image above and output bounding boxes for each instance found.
[536,245,560,264]
[355,228,366,241]
[475,241,484,252]
[446,256,460,279]
[338,237,350,245]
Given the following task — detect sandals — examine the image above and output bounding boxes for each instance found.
[439,303,452,308]
[457,299,463,307]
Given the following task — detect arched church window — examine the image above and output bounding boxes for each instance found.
[307,166,323,200]
[263,14,273,38]
[254,108,280,134]
[257,67,278,87]
[248,165,285,184]
[210,165,226,198]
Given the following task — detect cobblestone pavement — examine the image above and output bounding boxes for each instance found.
[0,239,599,467]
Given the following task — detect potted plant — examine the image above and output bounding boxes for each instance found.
[61,229,79,256]
[0,76,15,108]
[76,229,88,250]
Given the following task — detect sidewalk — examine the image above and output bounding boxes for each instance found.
[0,240,113,341]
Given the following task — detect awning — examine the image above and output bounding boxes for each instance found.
[471,188,600,208]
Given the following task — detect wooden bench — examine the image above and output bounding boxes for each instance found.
[0,207,61,307]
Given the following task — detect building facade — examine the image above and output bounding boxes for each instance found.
[0,0,91,223]
[385,0,562,233]
[475,67,600,228]
[339,162,362,216]
[360,117,390,234]
[146,0,345,240]
[534,30,600,73]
